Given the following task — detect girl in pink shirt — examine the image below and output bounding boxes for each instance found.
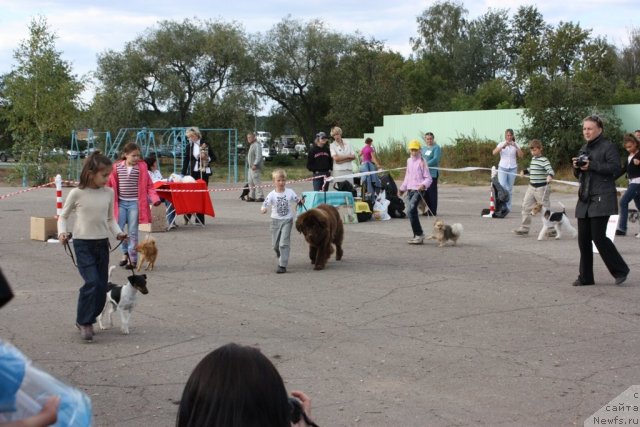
[399,140,432,244]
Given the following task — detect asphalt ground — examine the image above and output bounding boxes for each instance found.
[1,181,639,427]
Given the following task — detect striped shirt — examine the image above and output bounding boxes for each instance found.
[116,163,139,201]
[529,156,554,187]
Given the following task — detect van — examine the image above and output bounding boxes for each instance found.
[256,131,271,144]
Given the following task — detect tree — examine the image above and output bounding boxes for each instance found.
[327,38,406,136]
[252,17,349,144]
[412,0,468,57]
[94,19,249,127]
[3,16,83,183]
[520,24,621,165]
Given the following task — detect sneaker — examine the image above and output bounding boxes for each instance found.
[118,259,128,267]
[407,235,425,244]
[76,323,93,341]
[512,228,529,236]
[125,263,135,270]
[572,278,595,286]
[636,233,640,239]
[615,274,628,285]
[276,266,286,274]
[615,229,626,236]
[246,197,256,202]
[256,197,265,202]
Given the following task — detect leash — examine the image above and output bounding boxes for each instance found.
[62,238,78,267]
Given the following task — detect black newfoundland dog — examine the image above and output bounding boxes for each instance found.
[295,204,344,270]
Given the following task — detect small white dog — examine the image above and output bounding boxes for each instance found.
[537,203,578,241]
[97,266,149,334]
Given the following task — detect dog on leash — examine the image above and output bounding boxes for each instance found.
[239,183,250,200]
[97,266,149,334]
[536,203,578,241]
[295,204,344,270]
[428,218,463,247]
[135,237,157,271]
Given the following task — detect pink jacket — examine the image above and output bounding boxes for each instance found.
[107,159,160,224]
[399,156,432,192]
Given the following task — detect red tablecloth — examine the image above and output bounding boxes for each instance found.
[154,180,215,217]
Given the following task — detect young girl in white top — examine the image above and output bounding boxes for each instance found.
[58,152,127,342]
[261,169,300,274]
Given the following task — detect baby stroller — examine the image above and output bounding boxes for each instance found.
[379,174,405,218]
[489,175,510,218]
[359,162,382,209]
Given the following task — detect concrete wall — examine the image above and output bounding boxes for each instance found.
[344,104,640,151]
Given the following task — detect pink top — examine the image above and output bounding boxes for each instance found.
[107,159,160,224]
[361,145,375,163]
[399,156,432,192]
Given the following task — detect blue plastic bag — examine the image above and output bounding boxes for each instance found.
[0,339,92,426]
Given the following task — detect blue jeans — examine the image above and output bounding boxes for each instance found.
[617,183,640,233]
[406,190,424,237]
[73,239,110,325]
[312,172,330,192]
[498,166,517,211]
[163,199,176,225]
[118,199,139,262]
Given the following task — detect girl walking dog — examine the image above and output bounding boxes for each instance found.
[58,152,128,342]
[107,142,161,269]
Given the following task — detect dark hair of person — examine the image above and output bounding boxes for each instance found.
[78,151,112,189]
[121,142,140,159]
[144,156,157,170]
[176,343,291,427]
[364,137,373,145]
[425,132,434,138]
[583,115,604,130]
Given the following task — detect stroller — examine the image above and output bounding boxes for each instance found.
[359,162,382,209]
[486,175,510,218]
[379,174,405,218]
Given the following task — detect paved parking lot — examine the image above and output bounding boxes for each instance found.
[1,181,639,426]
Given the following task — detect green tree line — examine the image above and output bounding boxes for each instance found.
[1,2,639,183]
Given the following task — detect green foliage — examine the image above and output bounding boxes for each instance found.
[252,17,349,144]
[3,16,83,184]
[327,38,406,136]
[271,154,294,167]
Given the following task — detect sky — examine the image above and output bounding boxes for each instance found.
[0,0,637,98]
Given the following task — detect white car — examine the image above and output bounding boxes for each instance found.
[256,131,271,144]
[261,142,276,161]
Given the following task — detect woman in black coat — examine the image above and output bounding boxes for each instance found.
[181,127,216,224]
[572,115,629,286]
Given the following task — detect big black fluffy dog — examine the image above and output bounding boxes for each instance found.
[295,204,344,270]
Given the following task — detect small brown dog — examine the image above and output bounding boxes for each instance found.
[135,237,158,271]
[428,219,463,247]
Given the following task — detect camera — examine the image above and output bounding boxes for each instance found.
[575,152,589,167]
[289,397,303,423]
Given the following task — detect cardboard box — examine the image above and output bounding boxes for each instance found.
[30,216,58,241]
[139,204,167,233]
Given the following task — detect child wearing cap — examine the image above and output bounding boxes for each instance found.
[398,140,432,244]
[306,132,332,191]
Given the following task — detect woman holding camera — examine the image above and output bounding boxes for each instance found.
[492,128,523,214]
[572,115,629,287]
[176,343,318,427]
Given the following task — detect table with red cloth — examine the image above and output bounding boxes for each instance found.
[153,180,215,222]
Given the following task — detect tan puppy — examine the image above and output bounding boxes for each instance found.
[428,219,463,247]
[135,237,158,271]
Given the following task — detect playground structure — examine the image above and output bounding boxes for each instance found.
[67,127,240,183]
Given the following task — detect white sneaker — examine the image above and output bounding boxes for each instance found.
[407,235,425,244]
[635,233,640,239]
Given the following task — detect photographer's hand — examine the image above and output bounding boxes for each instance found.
[290,391,312,423]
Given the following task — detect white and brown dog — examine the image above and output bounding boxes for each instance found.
[536,203,577,241]
[97,266,149,334]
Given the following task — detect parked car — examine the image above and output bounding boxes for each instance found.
[66,149,80,160]
[256,131,271,144]
[261,142,277,161]
[0,150,12,162]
